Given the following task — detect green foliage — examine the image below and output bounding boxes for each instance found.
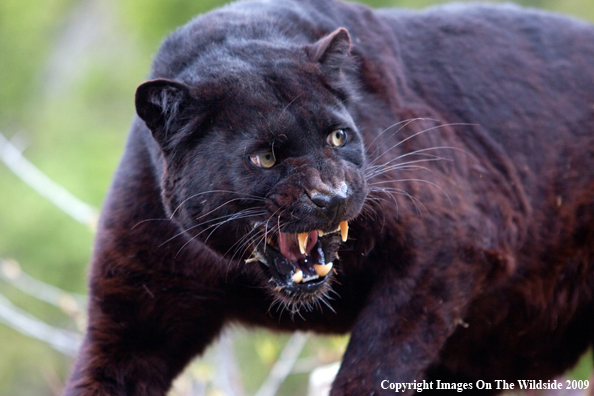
[118,0,225,51]
[0,0,76,128]
[0,0,592,395]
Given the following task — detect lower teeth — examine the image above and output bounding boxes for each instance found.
[302,274,320,283]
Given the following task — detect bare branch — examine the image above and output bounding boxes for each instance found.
[213,329,245,396]
[0,258,87,309]
[0,132,98,229]
[307,362,340,396]
[0,292,82,356]
[254,332,309,396]
[0,257,88,332]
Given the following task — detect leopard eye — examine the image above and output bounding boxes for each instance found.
[250,152,276,168]
[327,129,347,147]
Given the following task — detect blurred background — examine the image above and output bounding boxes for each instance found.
[1,0,593,395]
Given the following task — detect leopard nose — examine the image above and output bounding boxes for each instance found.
[309,183,348,222]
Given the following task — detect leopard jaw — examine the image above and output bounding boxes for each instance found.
[246,221,348,288]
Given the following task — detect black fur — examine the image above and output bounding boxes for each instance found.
[65,1,594,395]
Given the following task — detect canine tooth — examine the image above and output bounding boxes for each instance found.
[313,262,333,277]
[298,232,309,255]
[293,269,303,283]
[318,230,325,237]
[339,221,348,242]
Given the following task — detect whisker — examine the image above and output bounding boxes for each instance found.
[170,190,265,218]
[251,210,283,251]
[203,209,266,244]
[229,227,264,262]
[392,145,476,162]
[372,145,475,172]
[131,217,171,230]
[276,93,304,126]
[366,118,434,160]
[368,187,428,216]
[366,148,448,174]
[366,122,475,168]
[135,191,267,231]
[365,157,452,179]
[174,209,267,258]
[366,189,400,218]
[229,210,287,263]
[187,197,263,226]
[160,208,266,248]
[318,294,336,313]
[245,219,290,262]
[368,178,452,208]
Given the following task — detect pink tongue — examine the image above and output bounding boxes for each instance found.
[277,231,318,262]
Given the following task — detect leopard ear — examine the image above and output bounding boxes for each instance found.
[135,78,197,149]
[309,28,353,77]
[308,28,357,99]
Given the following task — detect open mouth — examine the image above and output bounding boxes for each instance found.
[246,221,349,294]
